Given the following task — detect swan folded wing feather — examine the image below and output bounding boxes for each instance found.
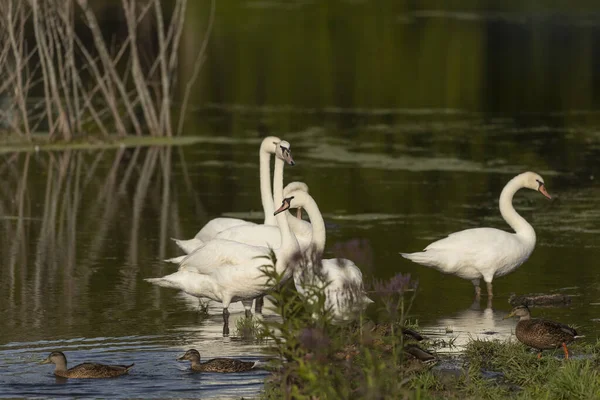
[215,225,281,247]
[174,238,205,254]
[410,227,532,277]
[194,218,256,242]
[179,239,272,274]
[322,258,365,286]
[214,215,312,250]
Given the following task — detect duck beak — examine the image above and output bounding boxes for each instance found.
[502,312,515,320]
[538,184,551,200]
[177,355,186,361]
[39,358,51,364]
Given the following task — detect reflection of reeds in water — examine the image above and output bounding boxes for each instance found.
[0,146,202,340]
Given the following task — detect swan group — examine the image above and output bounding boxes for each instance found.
[146,136,553,336]
[146,137,372,334]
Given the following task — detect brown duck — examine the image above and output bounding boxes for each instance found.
[504,305,583,359]
[177,349,258,373]
[40,351,134,378]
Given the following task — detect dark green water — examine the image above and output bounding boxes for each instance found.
[3,1,600,398]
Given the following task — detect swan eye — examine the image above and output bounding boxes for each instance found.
[280,145,289,154]
[535,179,543,188]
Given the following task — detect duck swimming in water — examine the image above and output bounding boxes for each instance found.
[177,349,260,373]
[40,351,134,378]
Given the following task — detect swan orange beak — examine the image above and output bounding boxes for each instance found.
[274,196,294,216]
[538,184,551,200]
[285,153,295,166]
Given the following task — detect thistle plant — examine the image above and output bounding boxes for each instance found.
[372,273,419,368]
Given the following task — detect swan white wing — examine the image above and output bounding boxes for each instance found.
[193,218,256,241]
[179,239,272,275]
[214,217,312,250]
[320,258,371,319]
[173,238,205,254]
[322,258,365,286]
[407,227,532,277]
[215,225,282,248]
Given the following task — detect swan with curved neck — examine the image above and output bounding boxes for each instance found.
[173,138,295,254]
[165,180,309,265]
[400,171,551,299]
[283,191,373,319]
[146,196,301,336]
[188,182,313,257]
[174,136,293,248]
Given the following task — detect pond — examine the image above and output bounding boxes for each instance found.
[1,113,599,397]
[2,1,600,398]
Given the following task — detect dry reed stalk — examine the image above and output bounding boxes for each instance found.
[0,0,208,141]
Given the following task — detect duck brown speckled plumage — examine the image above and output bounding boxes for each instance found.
[504,305,583,359]
[40,351,134,378]
[177,349,258,373]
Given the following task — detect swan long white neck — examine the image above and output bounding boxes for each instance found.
[274,196,300,276]
[293,191,326,256]
[499,175,536,243]
[273,156,284,209]
[285,191,326,285]
[259,137,279,226]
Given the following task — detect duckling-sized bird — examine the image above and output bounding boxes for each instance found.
[177,349,259,373]
[40,351,134,378]
[504,305,583,359]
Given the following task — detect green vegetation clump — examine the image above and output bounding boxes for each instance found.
[256,259,600,399]
[257,259,430,400]
[410,339,600,400]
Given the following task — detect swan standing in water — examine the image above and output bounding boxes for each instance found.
[283,191,373,319]
[166,141,298,315]
[145,197,301,336]
[400,171,552,298]
[174,136,294,249]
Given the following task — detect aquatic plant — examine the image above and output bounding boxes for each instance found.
[235,314,264,341]
[259,259,427,400]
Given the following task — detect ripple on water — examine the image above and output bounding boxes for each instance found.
[421,301,517,354]
[0,304,272,399]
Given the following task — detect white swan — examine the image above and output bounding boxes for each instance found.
[400,171,551,298]
[198,186,313,252]
[174,136,293,248]
[173,138,295,254]
[284,190,373,320]
[145,196,301,336]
